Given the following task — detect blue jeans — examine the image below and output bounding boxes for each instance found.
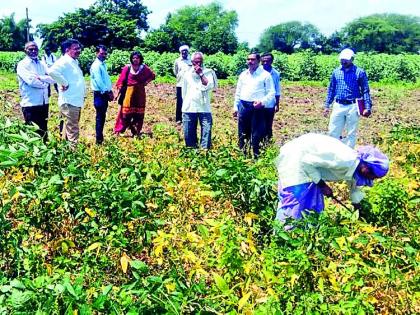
[238,101,265,157]
[182,112,212,149]
[93,91,109,144]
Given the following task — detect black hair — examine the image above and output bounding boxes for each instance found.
[61,39,81,54]
[130,51,144,64]
[96,44,107,53]
[261,52,274,61]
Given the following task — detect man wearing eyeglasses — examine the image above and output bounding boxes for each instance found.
[233,52,275,158]
[16,41,55,141]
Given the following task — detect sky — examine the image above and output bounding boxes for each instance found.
[1,0,419,47]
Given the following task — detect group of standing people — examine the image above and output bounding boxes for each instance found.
[16,40,388,226]
[16,40,156,146]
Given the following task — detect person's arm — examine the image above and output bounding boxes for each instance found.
[17,62,49,89]
[173,60,178,76]
[198,70,215,91]
[47,60,69,88]
[115,65,128,90]
[90,61,107,93]
[260,75,275,107]
[359,70,372,116]
[233,74,243,115]
[323,73,336,116]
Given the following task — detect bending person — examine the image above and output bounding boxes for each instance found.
[276,133,389,223]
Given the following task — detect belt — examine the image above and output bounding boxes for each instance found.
[335,99,356,105]
[240,100,254,108]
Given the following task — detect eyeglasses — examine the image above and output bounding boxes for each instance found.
[27,48,38,52]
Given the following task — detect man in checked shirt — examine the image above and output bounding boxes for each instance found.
[323,48,372,148]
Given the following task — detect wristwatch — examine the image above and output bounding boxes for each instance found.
[199,73,204,78]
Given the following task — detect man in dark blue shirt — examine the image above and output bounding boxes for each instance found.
[323,48,372,148]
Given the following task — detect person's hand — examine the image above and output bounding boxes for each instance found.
[61,85,69,91]
[232,111,238,119]
[275,105,279,113]
[362,109,371,117]
[323,108,330,117]
[194,64,203,76]
[108,91,114,101]
[352,203,362,210]
[253,101,263,109]
[318,180,333,197]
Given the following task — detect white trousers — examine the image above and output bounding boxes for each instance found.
[328,102,359,148]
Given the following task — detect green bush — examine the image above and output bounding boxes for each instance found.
[1,50,419,82]
[362,179,409,226]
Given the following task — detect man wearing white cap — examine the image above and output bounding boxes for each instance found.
[323,48,372,148]
[173,45,192,124]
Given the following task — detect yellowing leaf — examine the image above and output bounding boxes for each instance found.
[120,253,130,273]
[244,213,258,226]
[86,242,102,252]
[318,277,324,294]
[238,291,252,310]
[85,207,96,218]
[290,274,299,287]
[165,282,176,293]
[212,273,229,294]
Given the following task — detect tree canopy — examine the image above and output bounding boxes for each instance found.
[144,2,239,54]
[36,0,149,51]
[258,21,324,54]
[0,13,31,51]
[341,14,420,54]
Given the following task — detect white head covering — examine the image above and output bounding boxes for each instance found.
[339,48,355,61]
[179,45,189,53]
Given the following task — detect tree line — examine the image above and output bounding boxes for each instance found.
[0,0,419,55]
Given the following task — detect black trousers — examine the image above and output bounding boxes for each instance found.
[21,104,49,141]
[93,91,109,144]
[237,101,265,158]
[176,87,183,123]
[263,107,276,141]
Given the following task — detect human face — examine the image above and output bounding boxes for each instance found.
[192,55,203,67]
[247,54,259,72]
[131,54,141,66]
[358,162,377,180]
[261,55,273,71]
[67,43,82,59]
[26,45,39,60]
[96,48,107,61]
[340,58,353,69]
[181,49,189,59]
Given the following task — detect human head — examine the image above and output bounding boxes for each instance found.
[339,48,354,68]
[130,51,144,66]
[179,45,189,59]
[96,44,108,61]
[261,52,274,71]
[62,39,82,59]
[247,52,260,72]
[355,145,389,185]
[191,52,204,67]
[24,41,39,60]
[44,46,51,56]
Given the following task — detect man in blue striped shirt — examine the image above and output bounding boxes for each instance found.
[323,48,372,148]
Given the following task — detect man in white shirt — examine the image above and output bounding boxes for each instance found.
[16,41,55,141]
[173,45,192,124]
[41,46,58,96]
[90,45,113,144]
[233,52,275,158]
[181,52,216,149]
[48,39,86,144]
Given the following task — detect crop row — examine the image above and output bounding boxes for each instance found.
[1,49,419,82]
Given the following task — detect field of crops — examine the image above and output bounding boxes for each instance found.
[0,68,419,313]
